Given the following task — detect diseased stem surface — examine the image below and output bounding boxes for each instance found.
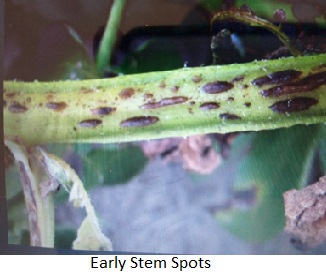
[4,54,326,146]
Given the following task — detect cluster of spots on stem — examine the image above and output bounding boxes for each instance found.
[120,116,159,127]
[261,71,326,97]
[141,96,188,110]
[251,70,302,87]
[269,97,318,114]
[91,107,116,116]
[202,81,234,94]
[119,87,135,99]
[45,101,67,111]
[78,119,102,128]
[8,101,27,113]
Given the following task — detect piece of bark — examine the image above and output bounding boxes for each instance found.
[178,135,222,175]
[141,135,222,174]
[283,176,326,248]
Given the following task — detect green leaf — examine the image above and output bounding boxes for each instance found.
[216,125,321,241]
[82,145,148,188]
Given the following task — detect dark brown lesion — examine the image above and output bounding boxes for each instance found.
[45,101,68,111]
[120,116,159,127]
[269,97,318,113]
[91,107,116,116]
[8,101,28,113]
[219,113,241,120]
[202,81,234,94]
[232,75,245,82]
[251,70,302,87]
[200,102,220,111]
[140,96,188,109]
[78,119,102,128]
[119,87,135,99]
[261,71,326,97]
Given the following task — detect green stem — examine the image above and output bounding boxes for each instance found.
[96,0,126,76]
[4,54,326,146]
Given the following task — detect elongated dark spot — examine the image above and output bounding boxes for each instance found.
[227,97,234,102]
[269,97,318,113]
[232,75,244,82]
[244,102,251,107]
[46,101,67,111]
[252,70,302,87]
[119,88,135,99]
[91,107,116,116]
[78,119,102,128]
[141,96,188,109]
[202,81,234,94]
[200,102,220,111]
[261,71,326,97]
[219,113,241,120]
[8,101,27,113]
[192,75,202,83]
[120,116,159,127]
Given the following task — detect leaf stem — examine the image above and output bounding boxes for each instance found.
[96,0,126,76]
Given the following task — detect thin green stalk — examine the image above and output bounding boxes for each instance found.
[211,9,302,56]
[4,54,326,146]
[96,0,126,76]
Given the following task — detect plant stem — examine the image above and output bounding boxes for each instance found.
[4,54,326,146]
[96,0,126,76]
